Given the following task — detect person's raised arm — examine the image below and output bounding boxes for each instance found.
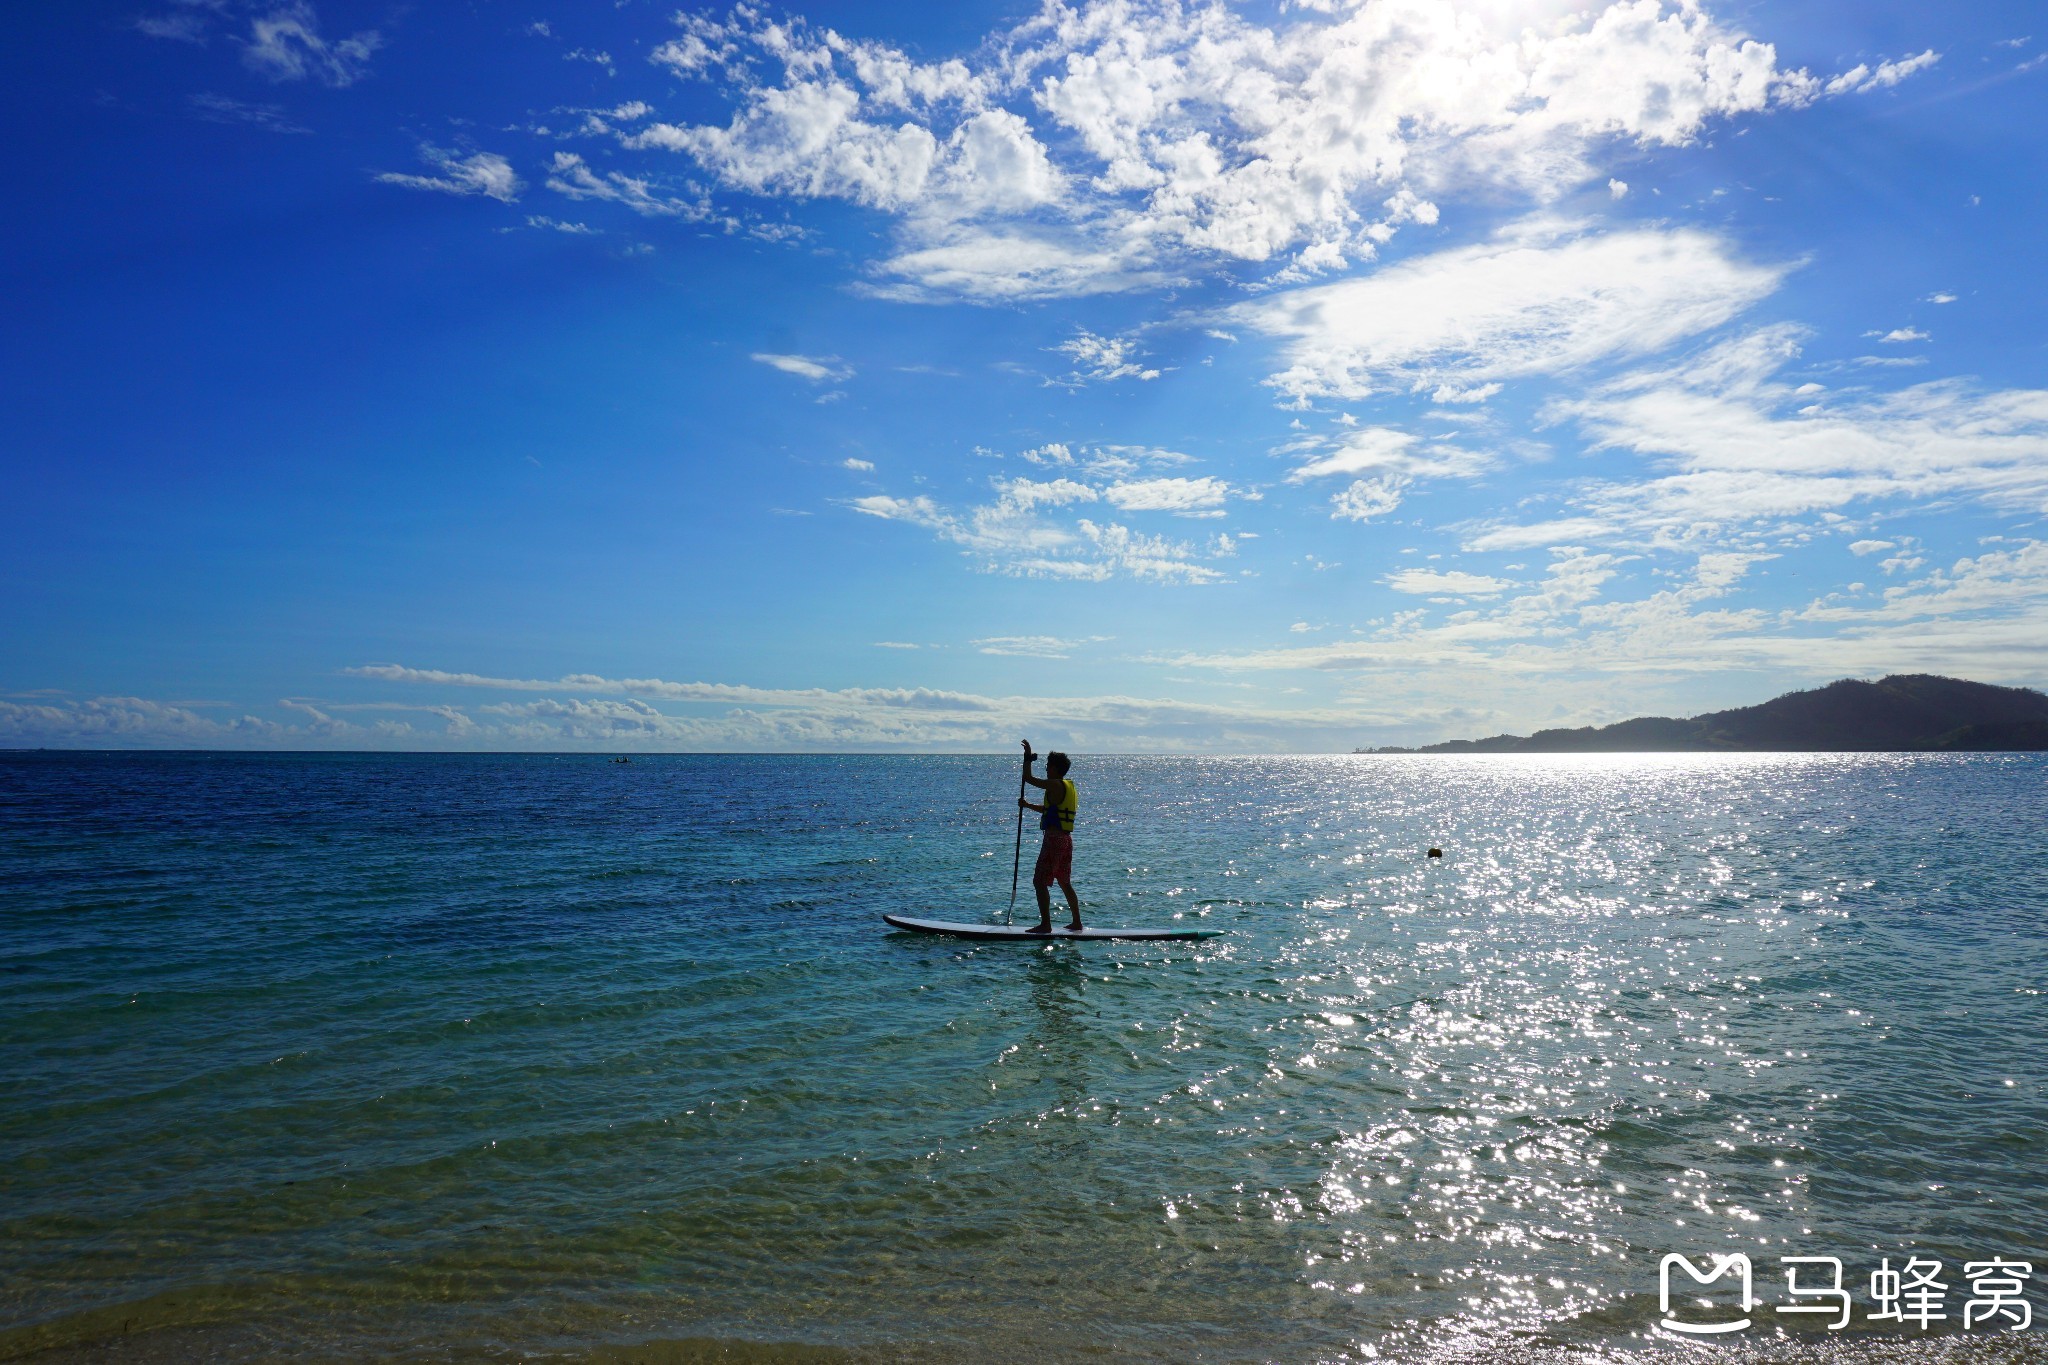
[1021,744,1048,792]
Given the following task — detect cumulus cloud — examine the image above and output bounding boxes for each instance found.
[314,663,1395,750]
[0,675,1499,751]
[1102,476,1233,516]
[377,147,523,202]
[615,0,1818,300]
[1331,477,1406,522]
[1055,330,1160,383]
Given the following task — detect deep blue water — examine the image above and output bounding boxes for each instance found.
[2,751,2045,1362]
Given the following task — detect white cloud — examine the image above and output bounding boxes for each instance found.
[1512,325,2048,543]
[1331,478,1405,522]
[1086,444,1195,474]
[753,352,853,382]
[1284,425,1494,483]
[974,635,1109,658]
[241,2,380,87]
[845,475,1231,583]
[0,697,290,747]
[1849,539,1896,556]
[1927,292,1958,304]
[865,230,1166,302]
[1386,568,1516,596]
[189,93,310,134]
[1462,517,1619,551]
[376,147,523,202]
[137,13,210,44]
[1431,382,1502,405]
[1055,330,1160,383]
[1237,221,1785,402]
[286,663,1394,750]
[544,152,712,218]
[1874,327,1929,343]
[842,457,875,471]
[995,476,1099,510]
[619,0,1816,300]
[1822,49,1940,96]
[1608,178,1629,199]
[1102,476,1233,516]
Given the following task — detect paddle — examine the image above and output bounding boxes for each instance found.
[1007,738,1031,924]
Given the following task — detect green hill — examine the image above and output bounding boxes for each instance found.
[1376,675,2048,753]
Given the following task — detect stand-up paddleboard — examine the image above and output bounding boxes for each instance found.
[883,914,1222,942]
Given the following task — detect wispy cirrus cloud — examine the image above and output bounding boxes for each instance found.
[376,146,522,202]
[189,92,310,134]
[1511,325,2048,545]
[753,352,853,383]
[1235,220,1788,404]
[544,152,714,218]
[241,1,381,88]
[973,635,1110,659]
[1821,49,1940,96]
[1387,568,1517,597]
[846,473,1240,584]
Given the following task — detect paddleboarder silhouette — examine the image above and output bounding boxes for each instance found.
[1017,741,1082,934]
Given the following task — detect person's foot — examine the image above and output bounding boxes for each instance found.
[1064,921,1084,933]
[1023,922,1053,934]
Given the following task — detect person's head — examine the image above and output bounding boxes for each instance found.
[1046,751,1071,777]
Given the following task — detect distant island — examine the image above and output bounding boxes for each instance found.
[1362,674,2048,753]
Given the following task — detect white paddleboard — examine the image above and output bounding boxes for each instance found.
[883,914,1222,942]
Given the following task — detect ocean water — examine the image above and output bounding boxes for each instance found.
[2,750,2045,1364]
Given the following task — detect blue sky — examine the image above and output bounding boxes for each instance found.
[3,0,2045,750]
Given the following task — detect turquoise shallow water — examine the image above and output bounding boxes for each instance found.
[2,751,2045,1362]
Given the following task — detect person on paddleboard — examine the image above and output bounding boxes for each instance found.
[1017,744,1082,934]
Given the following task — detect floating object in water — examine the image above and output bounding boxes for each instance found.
[883,914,1221,942]
[1427,847,1442,858]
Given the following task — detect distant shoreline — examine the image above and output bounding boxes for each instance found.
[1360,673,2048,754]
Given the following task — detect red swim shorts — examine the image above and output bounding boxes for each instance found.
[1032,831,1074,889]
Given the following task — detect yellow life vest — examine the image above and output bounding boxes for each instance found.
[1049,778,1077,834]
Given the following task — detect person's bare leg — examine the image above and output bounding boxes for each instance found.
[1058,879,1082,932]
[1025,884,1054,933]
